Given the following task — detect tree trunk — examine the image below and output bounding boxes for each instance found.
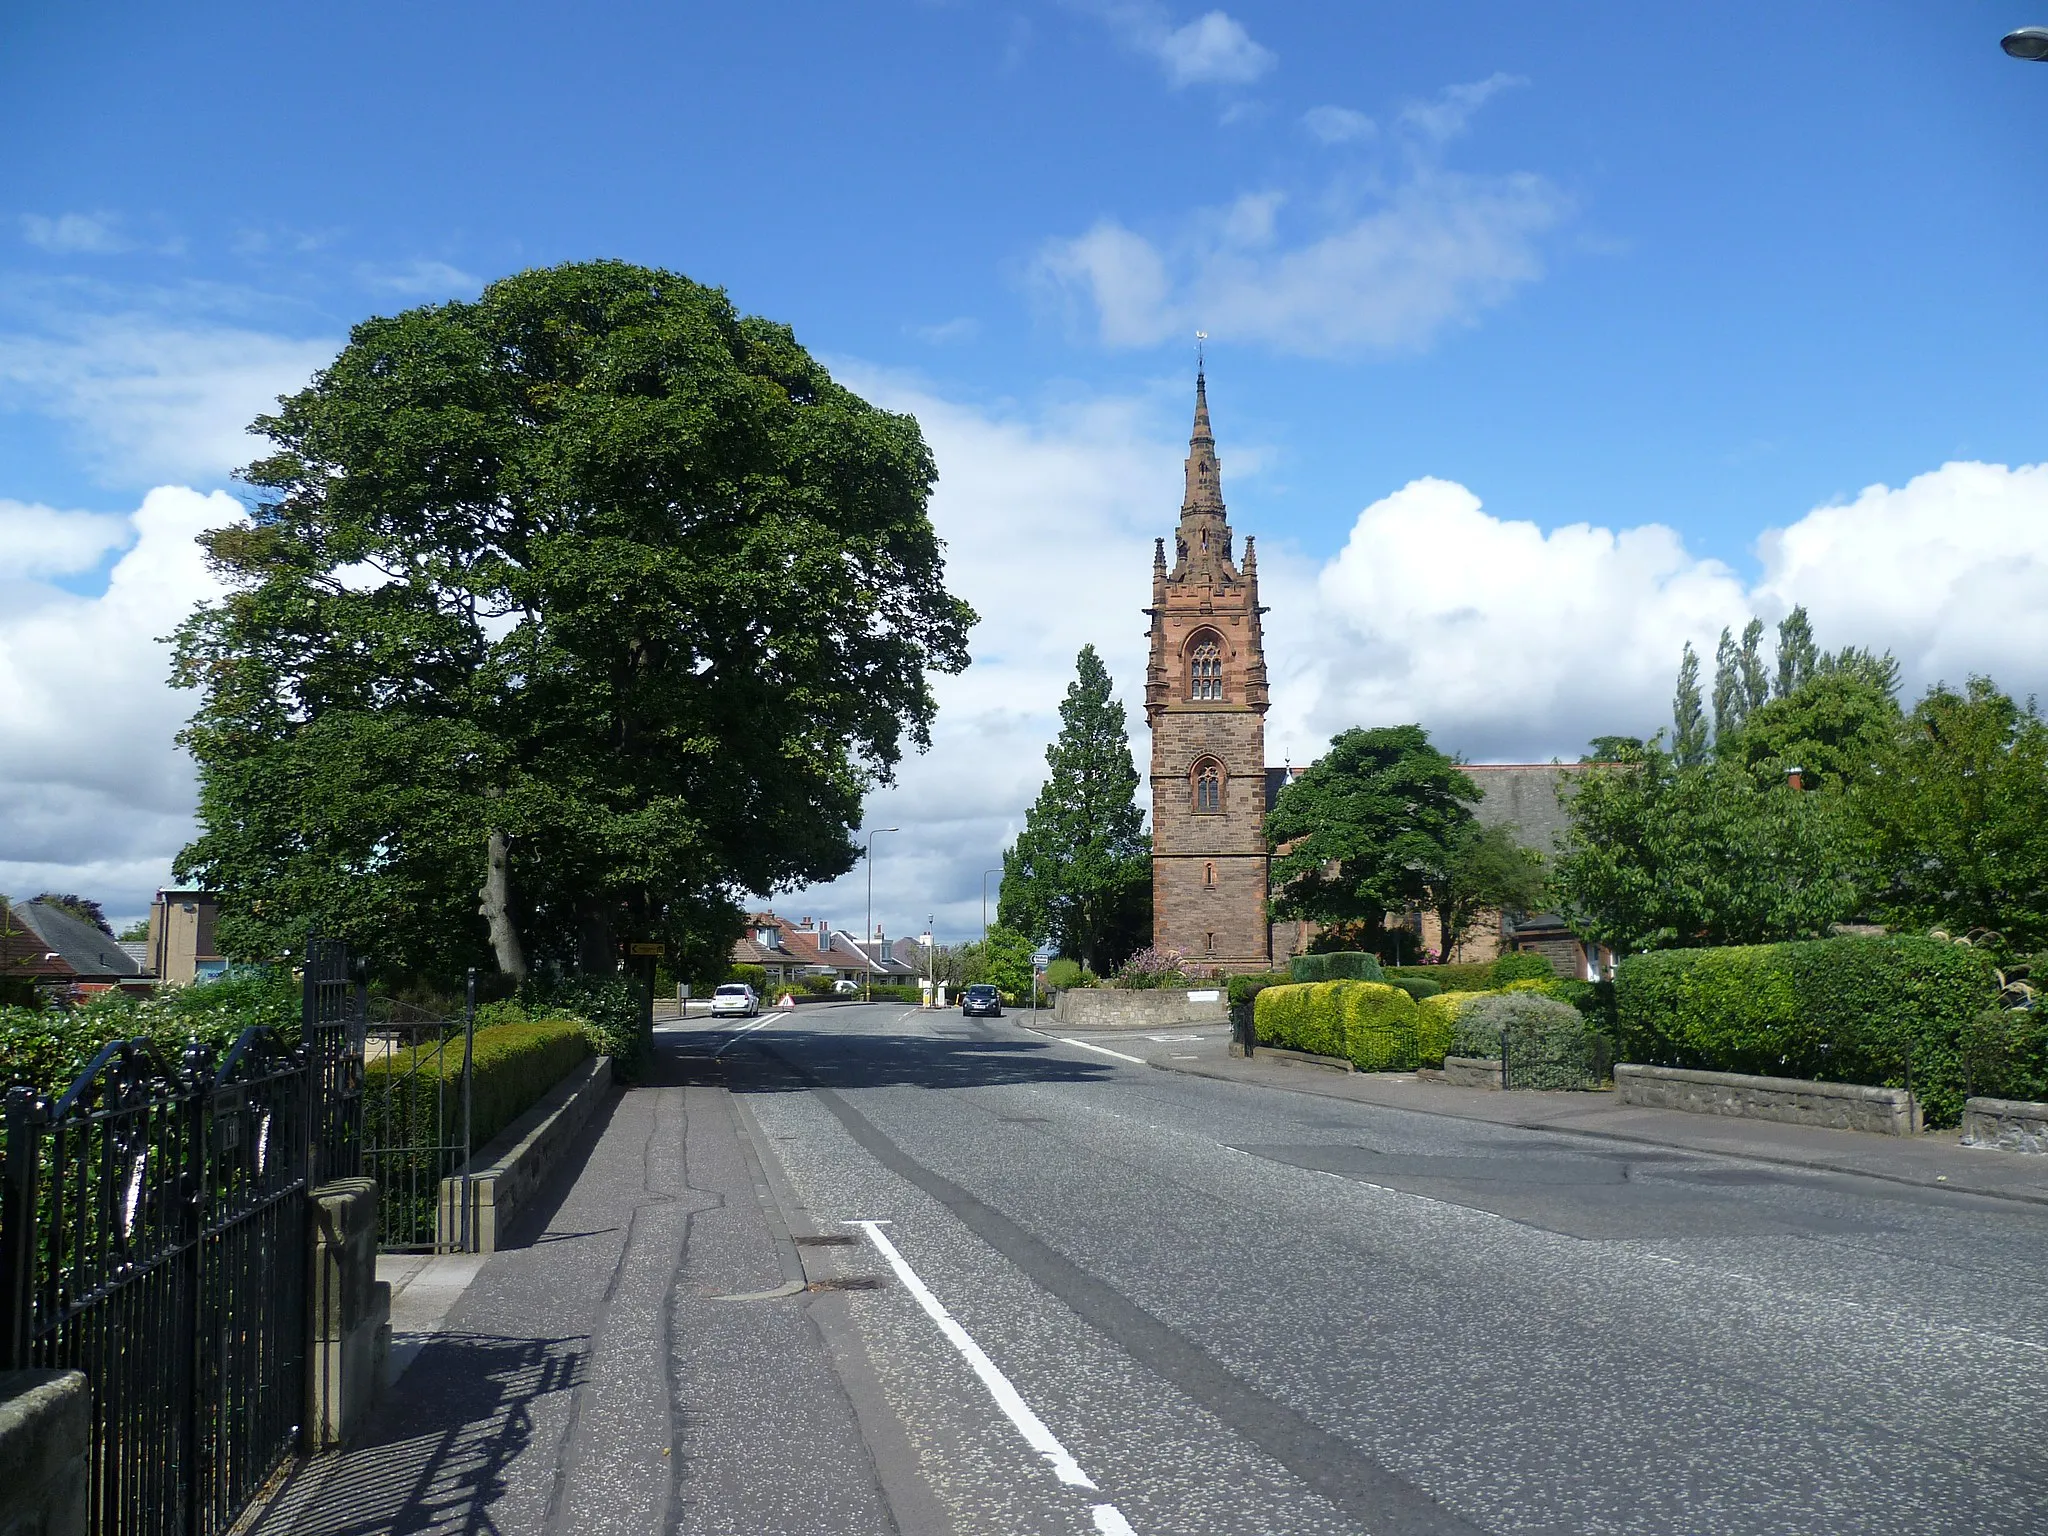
[479,828,528,981]
[578,899,616,976]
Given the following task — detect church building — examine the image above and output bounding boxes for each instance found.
[1144,371,1611,982]
[1144,370,1274,973]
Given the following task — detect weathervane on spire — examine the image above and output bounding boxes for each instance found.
[1195,329,1207,373]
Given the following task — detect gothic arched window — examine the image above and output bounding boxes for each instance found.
[1203,861,1217,889]
[1189,637,1223,701]
[1192,758,1223,814]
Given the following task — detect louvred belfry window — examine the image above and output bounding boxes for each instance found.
[1190,639,1222,700]
[1193,759,1223,813]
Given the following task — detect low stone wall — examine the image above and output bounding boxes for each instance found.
[307,1179,391,1451]
[1052,989,1228,1031]
[0,1370,89,1536]
[1962,1095,2048,1154]
[1615,1063,1921,1136]
[440,1056,613,1253]
[1442,1056,1502,1090]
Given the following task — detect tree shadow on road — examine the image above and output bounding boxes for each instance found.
[655,1022,1116,1096]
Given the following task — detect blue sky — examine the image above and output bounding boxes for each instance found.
[5,2,2048,935]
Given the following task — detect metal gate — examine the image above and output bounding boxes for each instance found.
[0,1029,309,1536]
[1500,1027,1614,1092]
[362,976,474,1252]
[302,936,366,1185]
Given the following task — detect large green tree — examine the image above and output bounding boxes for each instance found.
[174,260,974,981]
[1267,725,1481,938]
[997,647,1151,972]
[1854,678,2048,948]
[1553,739,1861,953]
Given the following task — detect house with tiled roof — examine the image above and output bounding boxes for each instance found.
[1,897,149,997]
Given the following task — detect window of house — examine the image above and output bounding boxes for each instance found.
[1189,638,1222,700]
[1193,759,1222,813]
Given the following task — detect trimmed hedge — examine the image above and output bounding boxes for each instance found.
[1387,962,1495,992]
[1289,951,1385,983]
[1388,976,1442,1001]
[1417,990,1490,1067]
[1489,952,1556,984]
[1228,972,1290,1038]
[367,1018,590,1155]
[1254,980,1421,1071]
[1616,935,1998,1126]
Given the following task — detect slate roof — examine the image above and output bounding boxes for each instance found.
[9,900,143,980]
[1461,764,1596,858]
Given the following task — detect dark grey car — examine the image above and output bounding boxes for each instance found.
[960,984,1003,1018]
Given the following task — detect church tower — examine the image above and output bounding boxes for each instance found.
[1145,370,1271,972]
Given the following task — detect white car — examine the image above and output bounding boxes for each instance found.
[710,983,758,1018]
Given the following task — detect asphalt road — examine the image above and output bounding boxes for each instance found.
[710,1002,2048,1536]
[264,1000,2048,1536]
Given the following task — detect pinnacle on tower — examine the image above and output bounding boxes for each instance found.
[1181,369,1224,515]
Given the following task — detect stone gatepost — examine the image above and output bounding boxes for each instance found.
[306,1178,390,1450]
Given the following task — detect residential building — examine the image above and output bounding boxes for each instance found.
[2,897,148,996]
[147,888,225,985]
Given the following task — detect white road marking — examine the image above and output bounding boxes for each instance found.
[848,1220,1139,1530]
[710,1017,774,1056]
[1059,1037,1148,1066]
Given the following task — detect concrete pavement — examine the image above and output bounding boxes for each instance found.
[259,1002,2048,1535]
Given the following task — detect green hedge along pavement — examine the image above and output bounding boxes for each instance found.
[1615,935,1998,1126]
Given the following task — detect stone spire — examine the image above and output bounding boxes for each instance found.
[1181,368,1224,516]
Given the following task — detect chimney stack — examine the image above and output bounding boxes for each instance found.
[1786,766,1805,792]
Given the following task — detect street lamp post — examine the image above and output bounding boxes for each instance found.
[863,827,897,1004]
[981,868,1001,944]
[2003,26,2048,59]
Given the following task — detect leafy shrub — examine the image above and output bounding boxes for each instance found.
[474,999,529,1030]
[800,973,836,995]
[1289,951,1385,983]
[1112,946,1189,989]
[1960,1006,2048,1103]
[1416,990,1490,1067]
[1387,962,1494,992]
[729,964,766,994]
[525,974,648,1082]
[367,1018,590,1156]
[1454,992,1598,1088]
[1254,980,1421,1071]
[1,969,300,1098]
[1044,958,1089,990]
[1226,972,1287,1037]
[1340,983,1421,1071]
[1388,976,1442,1001]
[1488,952,1556,985]
[1615,935,1997,1125]
[865,984,923,1003]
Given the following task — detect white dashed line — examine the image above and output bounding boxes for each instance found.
[848,1220,1139,1532]
[1059,1037,1149,1066]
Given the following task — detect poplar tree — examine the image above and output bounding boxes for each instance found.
[1775,606,1819,698]
[997,647,1152,972]
[1672,643,1709,767]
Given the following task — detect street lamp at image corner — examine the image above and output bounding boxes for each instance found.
[2003,26,2048,60]
[863,827,898,1003]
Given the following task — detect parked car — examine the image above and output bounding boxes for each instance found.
[710,983,758,1017]
[834,978,859,994]
[961,984,1003,1018]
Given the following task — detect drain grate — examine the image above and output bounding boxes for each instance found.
[794,1234,856,1246]
[806,1276,884,1291]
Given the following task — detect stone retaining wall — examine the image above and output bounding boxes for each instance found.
[1615,1063,1921,1136]
[0,1370,88,1536]
[1442,1056,1502,1090]
[1052,989,1228,1031]
[1961,1095,2048,1154]
[440,1056,613,1252]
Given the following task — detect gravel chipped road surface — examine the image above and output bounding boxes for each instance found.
[261,1001,2048,1535]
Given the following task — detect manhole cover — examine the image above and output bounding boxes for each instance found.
[806,1276,884,1291]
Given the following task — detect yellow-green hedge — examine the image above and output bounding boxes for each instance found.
[1416,990,1493,1066]
[367,1017,591,1154]
[1255,981,1423,1071]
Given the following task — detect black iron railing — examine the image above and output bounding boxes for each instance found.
[362,975,474,1252]
[302,936,366,1185]
[1500,1026,1614,1092]
[0,1028,309,1536]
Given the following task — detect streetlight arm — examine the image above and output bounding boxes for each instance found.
[2004,26,2048,60]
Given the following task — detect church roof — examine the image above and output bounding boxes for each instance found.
[1461,763,1595,857]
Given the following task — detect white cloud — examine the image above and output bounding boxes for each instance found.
[1272,462,2048,767]
[1398,73,1528,146]
[357,258,480,296]
[0,486,240,918]
[1155,10,1274,86]
[0,499,134,578]
[1303,105,1375,144]
[1080,3,1275,88]
[0,317,337,484]
[21,213,130,255]
[1036,171,1569,356]
[909,316,982,345]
